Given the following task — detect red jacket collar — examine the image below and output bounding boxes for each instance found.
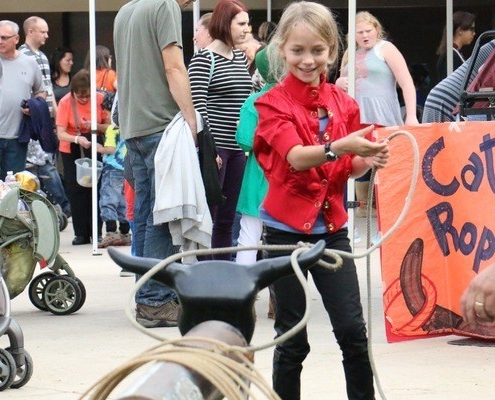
[279,72,328,108]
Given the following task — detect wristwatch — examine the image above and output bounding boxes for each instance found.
[324,141,339,162]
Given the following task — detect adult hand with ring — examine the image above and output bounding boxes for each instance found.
[460,264,495,328]
[474,300,486,319]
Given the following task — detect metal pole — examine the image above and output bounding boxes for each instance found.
[193,1,200,52]
[193,0,200,27]
[88,0,101,255]
[446,0,453,75]
[347,0,356,250]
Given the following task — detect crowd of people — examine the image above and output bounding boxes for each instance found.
[0,16,133,252]
[0,2,493,399]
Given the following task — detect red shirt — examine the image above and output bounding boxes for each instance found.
[124,180,134,221]
[254,73,361,234]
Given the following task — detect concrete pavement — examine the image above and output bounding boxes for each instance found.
[4,217,495,399]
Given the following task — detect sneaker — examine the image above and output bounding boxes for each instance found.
[119,269,134,277]
[136,301,180,328]
[98,232,120,248]
[117,233,132,246]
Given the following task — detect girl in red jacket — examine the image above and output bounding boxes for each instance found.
[253,2,389,399]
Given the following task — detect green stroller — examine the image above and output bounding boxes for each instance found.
[0,186,86,390]
[0,187,86,315]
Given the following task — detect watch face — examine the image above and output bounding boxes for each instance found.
[325,145,338,161]
[326,151,338,161]
[324,141,338,161]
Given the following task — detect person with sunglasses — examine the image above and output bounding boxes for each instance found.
[435,11,476,82]
[0,20,46,180]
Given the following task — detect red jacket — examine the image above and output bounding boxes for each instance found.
[254,73,361,234]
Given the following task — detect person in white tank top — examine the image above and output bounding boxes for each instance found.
[335,11,419,220]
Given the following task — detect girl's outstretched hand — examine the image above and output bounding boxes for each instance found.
[336,125,389,160]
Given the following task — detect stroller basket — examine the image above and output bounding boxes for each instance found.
[459,90,495,120]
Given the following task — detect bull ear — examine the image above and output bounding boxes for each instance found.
[251,240,326,289]
[107,248,178,287]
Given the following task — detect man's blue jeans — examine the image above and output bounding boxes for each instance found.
[37,159,71,216]
[126,133,179,306]
[0,139,28,180]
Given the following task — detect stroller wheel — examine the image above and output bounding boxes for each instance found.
[58,213,68,232]
[0,348,15,391]
[53,203,68,232]
[42,275,83,315]
[28,272,57,311]
[7,349,33,389]
[71,277,86,313]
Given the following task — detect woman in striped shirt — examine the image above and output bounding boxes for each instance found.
[188,0,252,260]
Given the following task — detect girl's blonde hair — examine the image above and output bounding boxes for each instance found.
[356,11,385,41]
[267,1,341,82]
[340,11,386,71]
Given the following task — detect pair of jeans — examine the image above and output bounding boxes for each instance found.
[126,133,178,306]
[0,139,28,181]
[99,167,127,224]
[36,158,71,215]
[210,148,246,260]
[129,220,136,256]
[263,226,374,400]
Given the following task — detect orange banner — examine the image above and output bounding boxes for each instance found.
[376,121,495,342]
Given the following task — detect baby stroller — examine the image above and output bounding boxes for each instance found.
[458,30,495,121]
[0,184,86,390]
[0,271,33,390]
[0,184,86,388]
[0,185,86,315]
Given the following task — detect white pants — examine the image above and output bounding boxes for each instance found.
[235,214,263,265]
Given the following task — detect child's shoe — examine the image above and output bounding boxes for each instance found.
[117,233,132,246]
[98,232,120,248]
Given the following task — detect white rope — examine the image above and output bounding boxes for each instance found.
[364,130,420,400]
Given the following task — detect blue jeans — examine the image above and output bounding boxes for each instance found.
[37,159,71,215]
[99,168,127,223]
[0,139,28,180]
[129,220,136,256]
[263,227,374,400]
[126,133,178,306]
